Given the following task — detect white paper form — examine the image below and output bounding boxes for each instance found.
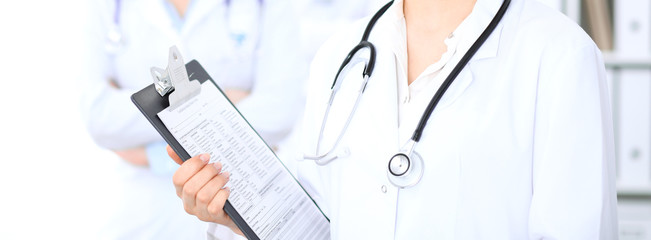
[158,82,330,240]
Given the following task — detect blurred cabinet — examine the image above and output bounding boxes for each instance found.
[610,65,651,193]
[619,198,651,240]
[536,0,581,22]
[610,0,651,193]
[614,0,650,58]
[609,0,651,239]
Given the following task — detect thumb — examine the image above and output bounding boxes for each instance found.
[166,145,184,165]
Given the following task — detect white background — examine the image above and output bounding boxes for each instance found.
[0,1,124,239]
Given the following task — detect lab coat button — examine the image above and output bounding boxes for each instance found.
[341,147,351,157]
[381,185,387,193]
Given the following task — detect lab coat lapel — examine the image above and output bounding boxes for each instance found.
[142,0,178,41]
[181,0,221,36]
[366,26,401,154]
[141,0,221,40]
[469,0,505,61]
[436,0,505,109]
[346,46,400,159]
[366,49,401,151]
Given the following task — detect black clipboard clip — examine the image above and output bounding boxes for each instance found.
[149,46,201,110]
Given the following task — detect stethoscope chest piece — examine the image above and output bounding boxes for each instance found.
[387,150,424,188]
[305,0,511,189]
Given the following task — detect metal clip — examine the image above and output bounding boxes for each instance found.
[151,67,173,96]
[150,46,201,110]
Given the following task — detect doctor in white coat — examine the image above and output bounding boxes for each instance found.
[169,0,618,239]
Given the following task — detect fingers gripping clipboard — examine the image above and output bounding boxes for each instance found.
[131,47,330,240]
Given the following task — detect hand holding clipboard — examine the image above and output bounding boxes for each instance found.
[166,147,243,236]
[131,47,329,240]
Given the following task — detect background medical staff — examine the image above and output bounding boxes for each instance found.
[82,0,304,238]
[291,0,386,67]
[169,0,618,239]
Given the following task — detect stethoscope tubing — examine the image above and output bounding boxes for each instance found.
[305,0,512,188]
[411,0,511,142]
[331,42,376,90]
[307,74,369,165]
[304,1,392,162]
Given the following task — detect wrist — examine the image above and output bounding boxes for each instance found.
[146,141,179,175]
[226,221,244,236]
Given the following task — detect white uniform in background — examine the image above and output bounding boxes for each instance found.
[291,0,387,66]
[291,0,617,239]
[81,0,304,239]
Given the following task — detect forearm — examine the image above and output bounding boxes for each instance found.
[81,84,161,149]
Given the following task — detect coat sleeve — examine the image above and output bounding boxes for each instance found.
[528,43,618,239]
[80,0,161,150]
[234,0,307,147]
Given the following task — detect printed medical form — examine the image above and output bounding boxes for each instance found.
[158,82,330,240]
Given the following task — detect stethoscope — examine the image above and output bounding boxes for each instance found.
[106,0,262,54]
[105,0,124,54]
[303,0,511,188]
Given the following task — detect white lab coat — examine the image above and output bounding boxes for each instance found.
[293,0,618,239]
[82,0,305,150]
[81,0,304,239]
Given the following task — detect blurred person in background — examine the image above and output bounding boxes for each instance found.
[81,0,304,238]
[292,0,386,68]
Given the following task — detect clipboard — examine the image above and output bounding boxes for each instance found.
[131,59,259,240]
[131,47,329,240]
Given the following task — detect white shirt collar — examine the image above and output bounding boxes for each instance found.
[387,0,503,128]
[390,0,477,103]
